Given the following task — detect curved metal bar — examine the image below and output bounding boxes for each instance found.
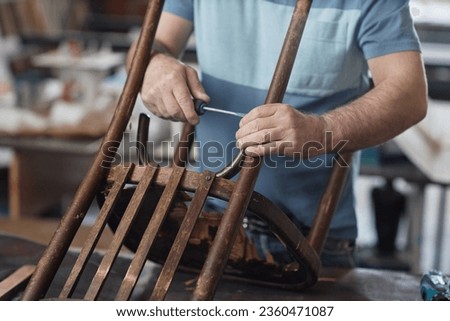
[216,152,244,179]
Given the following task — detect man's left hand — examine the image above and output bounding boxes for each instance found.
[235,104,326,158]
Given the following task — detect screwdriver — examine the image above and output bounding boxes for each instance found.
[193,99,246,118]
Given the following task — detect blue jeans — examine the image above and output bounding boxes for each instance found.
[206,201,356,268]
[245,220,355,269]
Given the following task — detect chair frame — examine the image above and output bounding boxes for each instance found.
[15,0,353,301]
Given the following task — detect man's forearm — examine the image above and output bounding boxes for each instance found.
[126,39,173,72]
[126,12,193,72]
[322,53,428,153]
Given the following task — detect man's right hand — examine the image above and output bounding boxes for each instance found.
[127,12,208,126]
[140,51,209,126]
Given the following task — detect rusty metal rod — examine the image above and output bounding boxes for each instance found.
[307,152,353,254]
[192,0,314,301]
[21,0,166,301]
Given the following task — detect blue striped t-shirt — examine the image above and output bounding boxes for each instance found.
[162,0,421,240]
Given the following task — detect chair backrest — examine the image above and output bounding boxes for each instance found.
[20,0,352,301]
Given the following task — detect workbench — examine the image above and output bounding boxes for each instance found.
[0,136,99,218]
[0,232,422,301]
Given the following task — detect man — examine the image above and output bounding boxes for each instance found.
[130,0,427,270]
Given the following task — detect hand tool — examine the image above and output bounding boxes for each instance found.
[420,270,450,301]
[193,99,246,118]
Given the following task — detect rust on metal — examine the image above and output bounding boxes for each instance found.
[115,166,186,300]
[84,165,158,300]
[150,171,215,300]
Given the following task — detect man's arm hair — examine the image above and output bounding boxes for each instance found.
[322,51,428,153]
[126,12,193,71]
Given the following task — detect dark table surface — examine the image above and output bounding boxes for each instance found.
[0,232,422,301]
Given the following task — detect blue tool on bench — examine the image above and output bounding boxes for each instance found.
[420,270,450,301]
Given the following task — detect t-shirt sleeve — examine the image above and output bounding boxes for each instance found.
[163,0,194,22]
[358,0,421,60]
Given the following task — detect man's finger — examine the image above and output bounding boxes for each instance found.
[239,104,277,127]
[186,68,210,103]
[172,87,199,125]
[236,118,277,140]
[161,93,187,122]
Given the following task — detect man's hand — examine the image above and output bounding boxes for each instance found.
[127,12,209,125]
[236,104,326,158]
[236,51,427,159]
[140,52,209,125]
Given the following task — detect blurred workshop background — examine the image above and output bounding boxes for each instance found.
[0,0,449,277]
